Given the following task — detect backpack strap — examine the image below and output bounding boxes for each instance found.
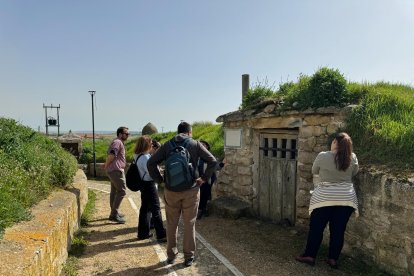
[135,153,146,180]
[170,138,190,149]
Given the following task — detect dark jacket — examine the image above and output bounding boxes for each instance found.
[147,133,217,189]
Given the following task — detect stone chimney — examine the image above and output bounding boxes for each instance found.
[242,74,250,100]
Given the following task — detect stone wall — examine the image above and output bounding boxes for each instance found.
[343,168,414,275]
[0,170,88,276]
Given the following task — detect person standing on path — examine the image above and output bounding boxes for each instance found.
[296,132,359,269]
[104,126,129,224]
[197,140,224,220]
[147,122,217,267]
[133,135,166,242]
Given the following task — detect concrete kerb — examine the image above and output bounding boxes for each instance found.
[0,170,88,276]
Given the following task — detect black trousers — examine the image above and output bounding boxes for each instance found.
[138,181,166,239]
[199,182,212,211]
[304,206,354,260]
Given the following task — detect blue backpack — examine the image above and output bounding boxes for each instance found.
[164,139,195,192]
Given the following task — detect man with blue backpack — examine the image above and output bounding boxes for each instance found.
[147,121,217,267]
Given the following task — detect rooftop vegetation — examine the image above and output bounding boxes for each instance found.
[0,118,78,238]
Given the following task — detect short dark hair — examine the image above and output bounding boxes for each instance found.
[117,126,128,136]
[177,122,191,134]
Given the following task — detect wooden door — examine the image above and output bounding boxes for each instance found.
[259,132,297,225]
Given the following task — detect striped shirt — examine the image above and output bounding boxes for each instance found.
[310,151,359,216]
[310,182,359,216]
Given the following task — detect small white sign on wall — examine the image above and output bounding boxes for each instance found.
[224,128,242,148]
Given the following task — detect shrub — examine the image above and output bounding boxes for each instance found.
[0,118,78,237]
[284,67,348,109]
[240,80,277,110]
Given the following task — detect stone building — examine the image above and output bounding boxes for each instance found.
[214,75,414,274]
[216,102,352,225]
[57,130,82,159]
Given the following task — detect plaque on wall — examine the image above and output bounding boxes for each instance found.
[224,129,242,148]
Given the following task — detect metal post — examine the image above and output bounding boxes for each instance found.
[43,104,48,135]
[89,91,97,177]
[57,104,60,136]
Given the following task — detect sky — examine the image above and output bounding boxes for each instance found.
[1,1,414,133]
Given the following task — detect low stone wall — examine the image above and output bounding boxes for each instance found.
[87,163,134,178]
[88,162,107,178]
[344,168,414,275]
[0,170,88,276]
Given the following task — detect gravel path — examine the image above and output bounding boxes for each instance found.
[79,179,367,275]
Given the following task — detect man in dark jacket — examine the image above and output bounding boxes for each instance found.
[147,122,217,267]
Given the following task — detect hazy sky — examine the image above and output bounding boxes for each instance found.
[1,1,413,132]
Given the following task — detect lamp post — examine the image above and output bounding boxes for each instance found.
[88,91,97,177]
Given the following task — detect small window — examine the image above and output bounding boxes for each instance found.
[291,139,297,159]
[272,138,277,157]
[281,139,287,158]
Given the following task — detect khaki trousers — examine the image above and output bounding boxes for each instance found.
[107,170,127,216]
[164,187,200,260]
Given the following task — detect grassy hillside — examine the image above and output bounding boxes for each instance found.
[81,122,224,164]
[0,118,78,238]
[345,82,414,169]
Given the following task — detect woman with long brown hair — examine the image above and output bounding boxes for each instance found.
[134,135,166,242]
[296,132,359,269]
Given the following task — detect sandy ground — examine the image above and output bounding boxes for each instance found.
[76,179,372,276]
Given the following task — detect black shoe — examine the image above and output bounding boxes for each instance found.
[109,213,125,219]
[295,255,315,266]
[184,257,194,267]
[197,209,203,220]
[108,214,126,224]
[326,259,338,269]
[166,258,175,265]
[157,236,167,243]
[137,233,153,240]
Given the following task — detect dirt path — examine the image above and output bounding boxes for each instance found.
[80,179,366,275]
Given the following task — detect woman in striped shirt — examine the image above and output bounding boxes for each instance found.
[296,132,359,269]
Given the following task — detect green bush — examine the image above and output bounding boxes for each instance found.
[284,67,348,109]
[0,118,78,238]
[240,80,277,110]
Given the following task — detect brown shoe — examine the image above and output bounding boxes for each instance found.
[295,255,315,266]
[326,259,338,269]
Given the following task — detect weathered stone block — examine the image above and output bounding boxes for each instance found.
[237,166,252,176]
[297,150,318,164]
[312,126,326,136]
[327,121,343,133]
[298,137,316,150]
[304,115,332,125]
[238,177,252,186]
[299,126,313,138]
